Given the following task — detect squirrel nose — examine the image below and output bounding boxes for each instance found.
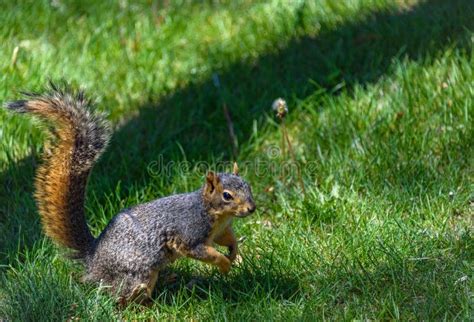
[247,204,256,213]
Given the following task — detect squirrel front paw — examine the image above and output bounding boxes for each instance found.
[226,244,238,262]
[218,256,231,274]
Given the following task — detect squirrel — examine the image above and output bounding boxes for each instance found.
[4,82,256,305]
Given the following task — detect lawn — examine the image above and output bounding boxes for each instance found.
[0,0,473,320]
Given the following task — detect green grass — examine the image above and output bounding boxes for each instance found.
[1,0,473,320]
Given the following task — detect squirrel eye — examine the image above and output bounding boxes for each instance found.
[223,191,233,201]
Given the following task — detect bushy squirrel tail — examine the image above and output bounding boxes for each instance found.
[4,82,111,257]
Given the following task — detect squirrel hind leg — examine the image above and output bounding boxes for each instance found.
[116,269,160,307]
[118,284,151,307]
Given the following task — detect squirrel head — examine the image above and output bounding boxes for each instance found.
[202,165,256,218]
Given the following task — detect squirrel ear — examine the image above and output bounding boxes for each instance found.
[232,162,239,176]
[205,171,220,194]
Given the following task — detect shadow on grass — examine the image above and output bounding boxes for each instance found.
[0,155,40,265]
[152,267,301,305]
[0,0,472,273]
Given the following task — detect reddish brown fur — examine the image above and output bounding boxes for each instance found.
[214,226,238,261]
[35,108,75,248]
[22,98,96,255]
